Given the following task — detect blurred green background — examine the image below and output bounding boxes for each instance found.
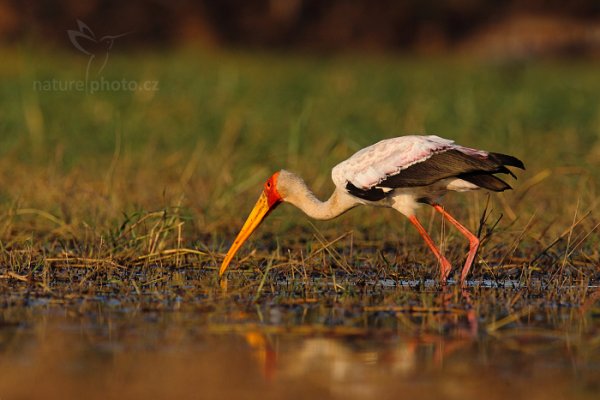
[0,1,598,244]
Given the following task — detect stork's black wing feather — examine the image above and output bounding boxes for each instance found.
[458,172,512,191]
[346,182,387,201]
[488,152,525,170]
[346,149,524,201]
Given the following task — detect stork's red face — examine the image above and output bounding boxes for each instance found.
[264,171,283,208]
[219,172,282,277]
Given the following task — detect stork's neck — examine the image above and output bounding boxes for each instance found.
[282,173,359,220]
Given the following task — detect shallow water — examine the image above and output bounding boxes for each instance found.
[0,291,598,400]
[378,278,534,288]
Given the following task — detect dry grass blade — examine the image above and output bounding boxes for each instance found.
[45,257,125,269]
[309,222,353,274]
[135,248,207,261]
[0,271,29,281]
[14,208,66,227]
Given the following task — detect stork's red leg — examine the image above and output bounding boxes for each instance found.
[408,215,452,284]
[432,204,480,284]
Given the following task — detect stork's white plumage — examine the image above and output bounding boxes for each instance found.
[332,135,486,190]
[219,135,525,285]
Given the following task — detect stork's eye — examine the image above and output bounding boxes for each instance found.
[266,181,272,189]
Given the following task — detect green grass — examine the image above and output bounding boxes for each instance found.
[0,48,598,307]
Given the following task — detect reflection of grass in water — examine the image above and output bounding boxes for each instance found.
[0,50,598,318]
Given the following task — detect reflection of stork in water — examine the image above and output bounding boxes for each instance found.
[67,20,128,80]
[240,290,478,386]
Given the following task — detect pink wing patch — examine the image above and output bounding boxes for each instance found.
[332,135,488,190]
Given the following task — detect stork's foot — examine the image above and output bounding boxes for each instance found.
[440,260,452,285]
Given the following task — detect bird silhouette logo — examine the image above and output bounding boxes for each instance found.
[67,20,128,81]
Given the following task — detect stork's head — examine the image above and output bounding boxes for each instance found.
[218,171,284,277]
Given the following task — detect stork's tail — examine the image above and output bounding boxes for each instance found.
[459,152,525,192]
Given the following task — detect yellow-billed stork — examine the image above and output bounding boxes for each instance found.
[219,135,524,285]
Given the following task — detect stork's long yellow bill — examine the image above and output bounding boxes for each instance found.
[219,192,272,277]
